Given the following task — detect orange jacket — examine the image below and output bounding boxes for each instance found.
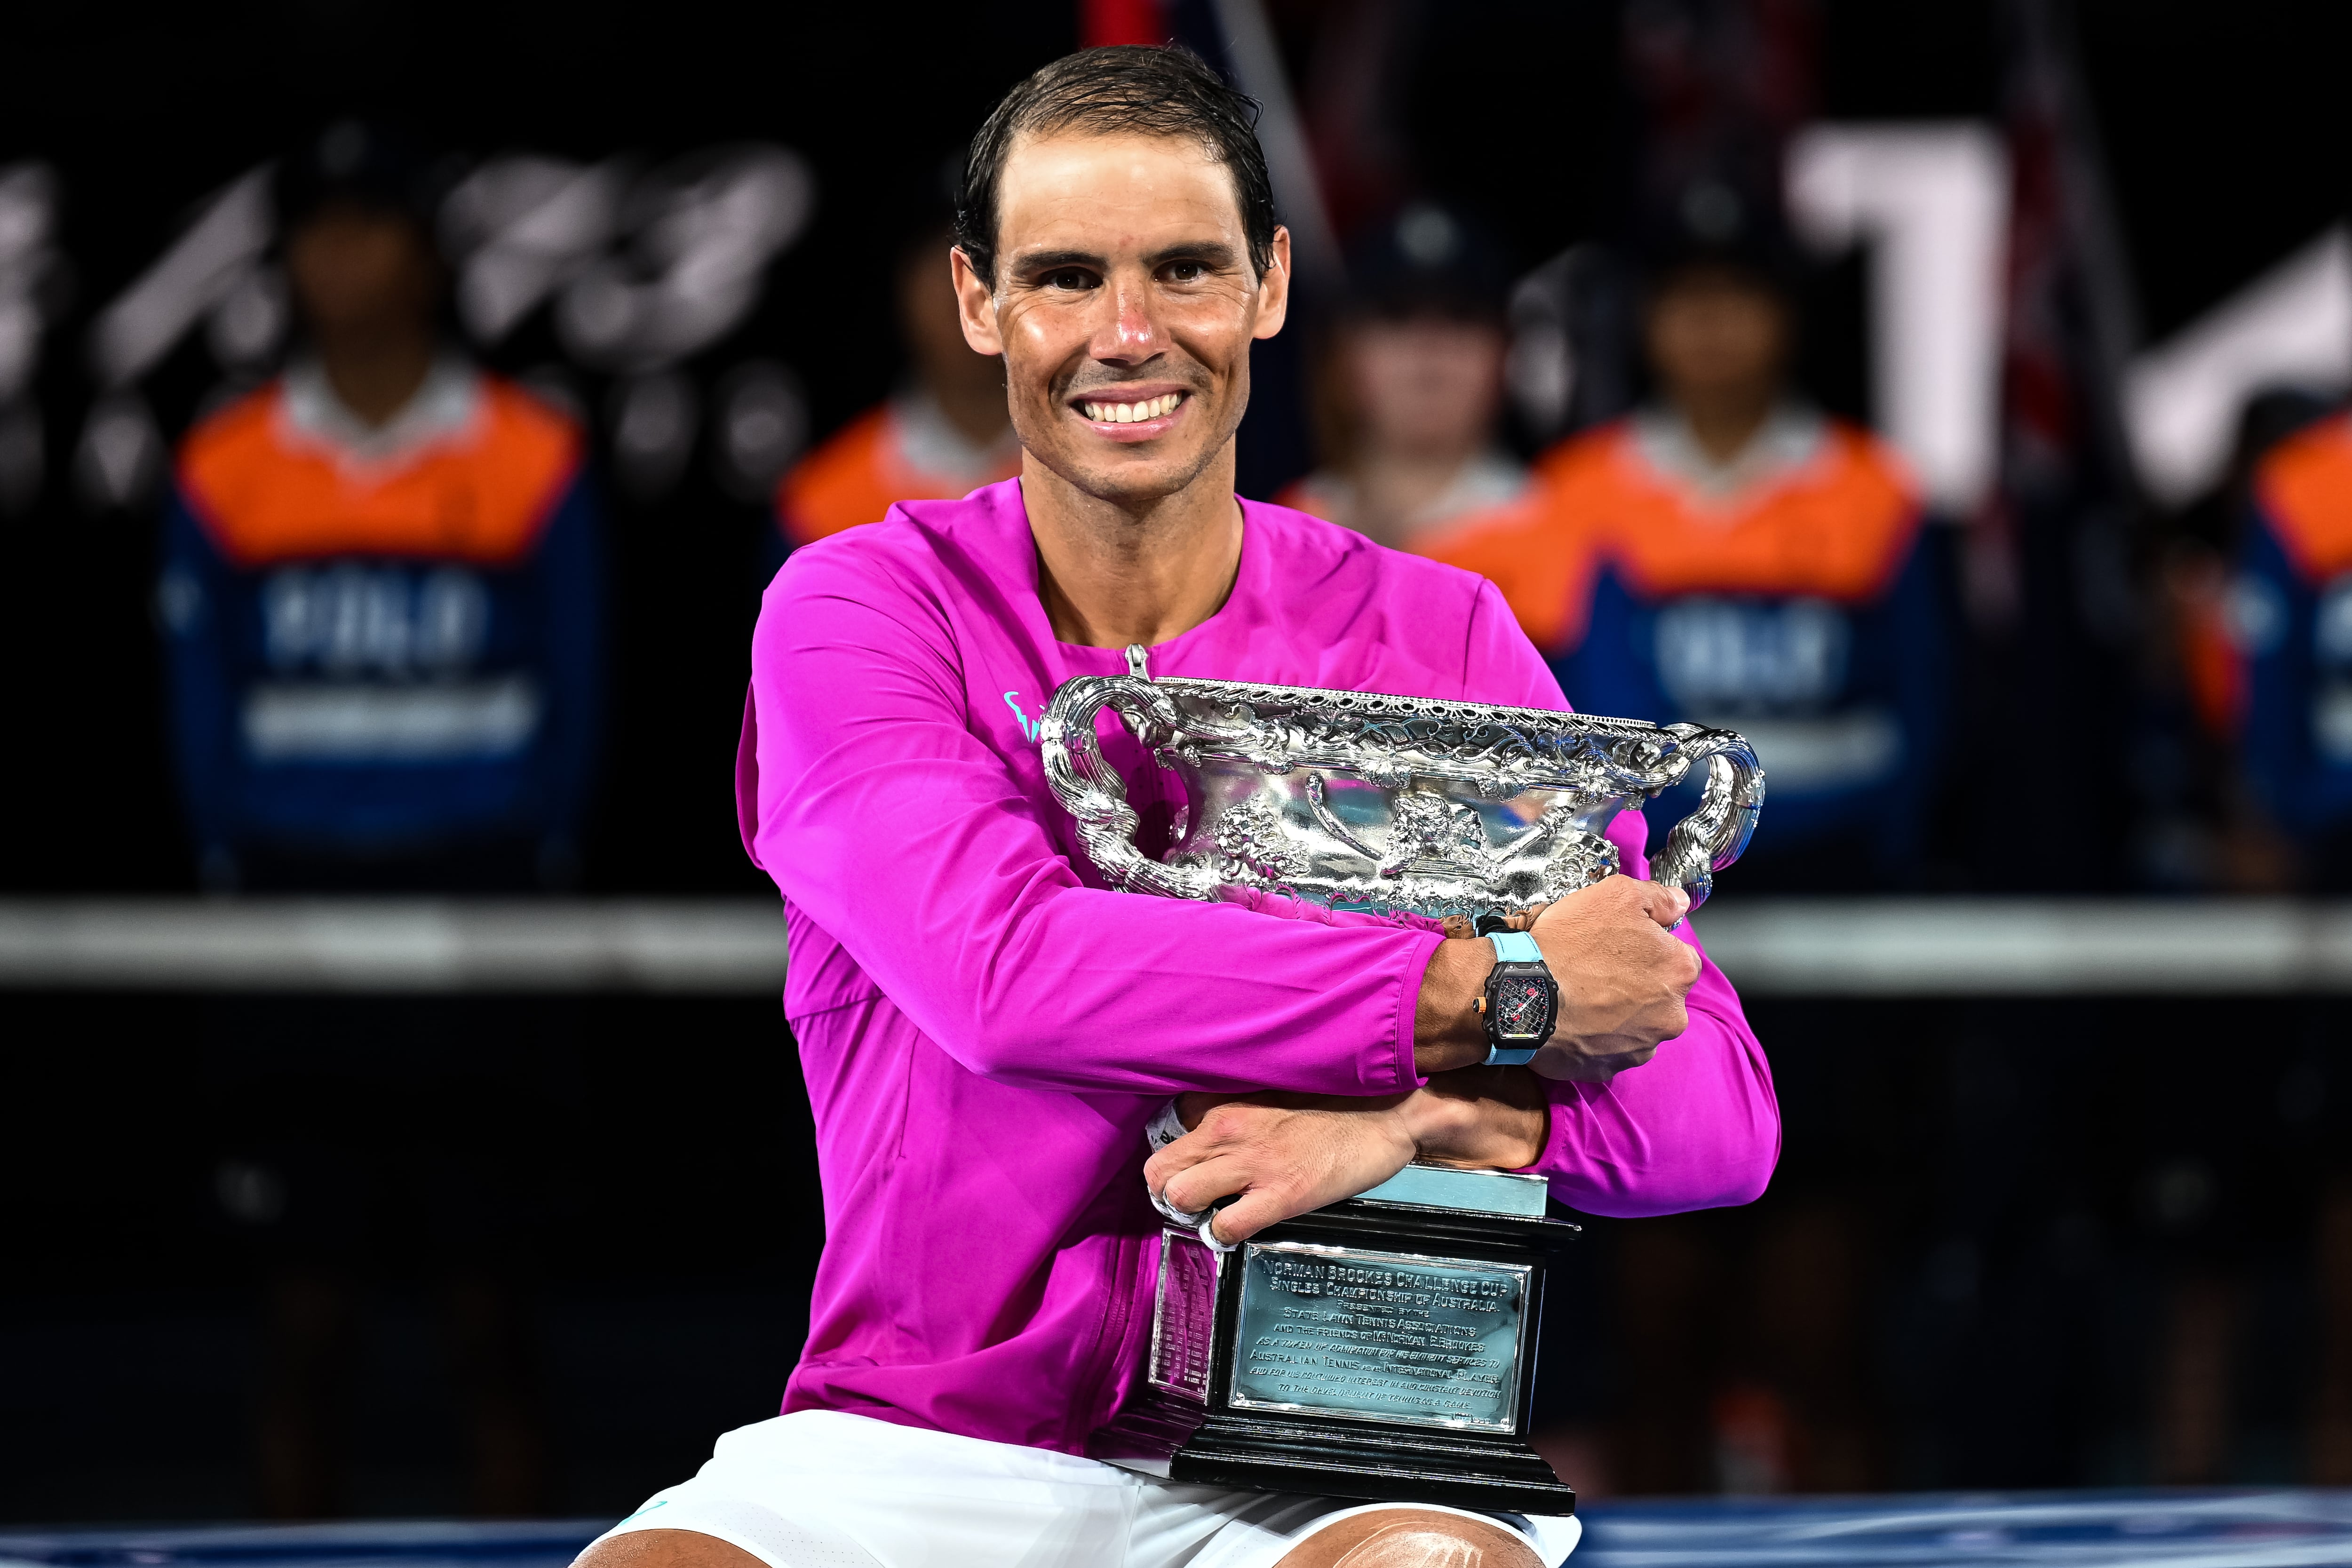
[777,404,1020,549]
[1428,417,1918,657]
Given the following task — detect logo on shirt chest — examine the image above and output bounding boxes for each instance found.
[262,563,492,677]
[1653,596,1851,714]
[1002,690,1046,744]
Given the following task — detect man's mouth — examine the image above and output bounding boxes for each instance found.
[1074,390,1188,428]
[1077,392,1204,442]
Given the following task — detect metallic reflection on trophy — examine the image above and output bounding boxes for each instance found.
[1040,670,1763,915]
[1040,665,1764,1514]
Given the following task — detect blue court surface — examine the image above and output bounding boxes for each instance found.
[5,1494,2352,1568]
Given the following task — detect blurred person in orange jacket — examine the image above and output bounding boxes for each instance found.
[773,197,1019,550]
[1277,203,1525,548]
[1438,182,1939,1494]
[162,122,582,1517]
[1435,186,1947,890]
[2155,387,2352,1485]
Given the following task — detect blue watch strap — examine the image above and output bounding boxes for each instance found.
[1483,931,1548,1064]
[1486,930,1542,964]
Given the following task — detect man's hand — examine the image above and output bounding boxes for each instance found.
[1145,1072,1551,1246]
[1146,1092,1417,1246]
[1525,876,1701,1083]
[1413,875,1700,1083]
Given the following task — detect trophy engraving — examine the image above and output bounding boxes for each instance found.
[1044,671,1766,1514]
[1228,1243,1529,1433]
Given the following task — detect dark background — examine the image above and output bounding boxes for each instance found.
[4,0,2351,1520]
[2,0,2345,897]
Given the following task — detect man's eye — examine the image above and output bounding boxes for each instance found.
[1165,261,1205,282]
[1044,269,1096,291]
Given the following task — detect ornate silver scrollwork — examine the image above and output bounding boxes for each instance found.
[1039,674,1764,918]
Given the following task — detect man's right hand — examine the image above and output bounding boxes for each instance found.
[1413,875,1700,1083]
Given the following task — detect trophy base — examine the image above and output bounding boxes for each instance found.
[1092,1167,1580,1518]
[1169,1411,1576,1515]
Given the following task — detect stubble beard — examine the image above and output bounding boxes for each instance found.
[1011,362,1251,515]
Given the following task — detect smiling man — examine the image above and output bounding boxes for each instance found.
[577,47,1776,1568]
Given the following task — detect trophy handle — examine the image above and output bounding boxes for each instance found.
[1645,724,1765,910]
[1040,675,1225,901]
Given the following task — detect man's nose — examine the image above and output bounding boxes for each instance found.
[1090,271,1164,364]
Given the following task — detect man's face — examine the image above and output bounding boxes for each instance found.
[286,204,437,341]
[952,131,1290,506]
[1644,266,1787,409]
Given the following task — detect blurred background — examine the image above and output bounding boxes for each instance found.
[6,0,2352,1526]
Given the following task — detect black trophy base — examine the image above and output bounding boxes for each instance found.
[1170,1411,1576,1515]
[1093,1167,1581,1518]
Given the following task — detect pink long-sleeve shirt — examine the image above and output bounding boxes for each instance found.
[737,478,1778,1455]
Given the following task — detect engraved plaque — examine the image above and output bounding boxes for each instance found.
[1228,1240,1529,1433]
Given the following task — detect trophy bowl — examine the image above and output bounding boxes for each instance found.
[1040,673,1764,916]
[1040,671,1766,1514]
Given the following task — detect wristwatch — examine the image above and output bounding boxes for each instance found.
[1476,929,1559,1066]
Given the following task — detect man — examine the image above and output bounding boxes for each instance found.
[2233,403,2352,882]
[159,122,596,1514]
[584,48,1773,1568]
[1277,203,1526,549]
[773,203,1020,550]
[160,126,599,891]
[2210,398,2352,1483]
[1434,207,1944,886]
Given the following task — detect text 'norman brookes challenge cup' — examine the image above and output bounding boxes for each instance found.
[1037,657,1764,1514]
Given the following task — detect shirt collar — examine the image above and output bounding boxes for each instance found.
[1631,400,1825,501]
[889,385,1021,483]
[279,352,481,467]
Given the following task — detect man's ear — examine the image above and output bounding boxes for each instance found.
[1250,227,1294,343]
[950,247,1003,356]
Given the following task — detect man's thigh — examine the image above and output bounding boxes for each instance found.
[579,1511,1545,1568]
[575,1532,764,1568]
[1268,1509,1543,1568]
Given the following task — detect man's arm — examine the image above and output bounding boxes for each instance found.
[1145,1065,1548,1243]
[1148,913,1775,1242]
[747,549,1438,1099]
[158,489,242,880]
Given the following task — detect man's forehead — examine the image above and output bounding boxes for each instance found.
[995,130,1246,252]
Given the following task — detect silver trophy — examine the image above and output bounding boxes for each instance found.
[1039,666,1763,1513]
[1041,670,1763,916]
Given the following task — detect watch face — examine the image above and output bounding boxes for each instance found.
[1492,973,1553,1042]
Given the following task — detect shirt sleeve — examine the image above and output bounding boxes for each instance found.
[1458,573,1782,1215]
[741,544,1439,1099]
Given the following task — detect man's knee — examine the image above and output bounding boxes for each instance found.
[574,1530,766,1568]
[1275,1510,1543,1568]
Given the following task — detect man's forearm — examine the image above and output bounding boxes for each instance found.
[1398,1067,1548,1169]
[1413,936,1496,1075]
[1175,1067,1547,1170]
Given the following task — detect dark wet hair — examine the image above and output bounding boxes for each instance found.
[955,45,1276,287]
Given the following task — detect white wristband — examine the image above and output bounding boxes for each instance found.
[1144,1099,1210,1229]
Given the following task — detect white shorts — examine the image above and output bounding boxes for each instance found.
[592,1410,1580,1568]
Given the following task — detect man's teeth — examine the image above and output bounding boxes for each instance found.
[1083,393,1183,424]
